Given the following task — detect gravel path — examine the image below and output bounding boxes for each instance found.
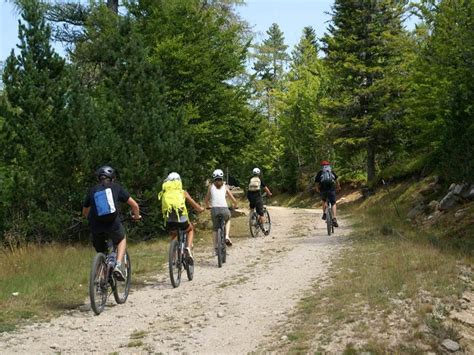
[0,206,347,354]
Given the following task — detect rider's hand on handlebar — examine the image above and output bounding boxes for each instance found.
[132,214,142,222]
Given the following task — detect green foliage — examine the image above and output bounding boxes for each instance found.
[322,0,413,183]
[1,0,75,240]
[407,0,474,182]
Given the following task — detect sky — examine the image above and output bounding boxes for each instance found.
[0,0,334,62]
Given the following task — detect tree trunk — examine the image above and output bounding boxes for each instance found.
[107,0,118,14]
[367,143,376,185]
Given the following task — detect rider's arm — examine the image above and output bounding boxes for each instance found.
[126,197,141,220]
[204,185,211,209]
[263,186,272,196]
[184,191,205,213]
[82,206,90,218]
[225,186,238,207]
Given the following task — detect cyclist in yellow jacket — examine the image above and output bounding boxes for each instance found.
[159,172,204,264]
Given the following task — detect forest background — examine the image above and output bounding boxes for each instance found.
[0,0,472,242]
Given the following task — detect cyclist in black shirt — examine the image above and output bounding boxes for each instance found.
[82,166,141,280]
[314,161,341,227]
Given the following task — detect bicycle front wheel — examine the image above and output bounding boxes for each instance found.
[169,239,182,288]
[249,212,260,238]
[262,208,271,236]
[89,253,108,315]
[113,251,131,304]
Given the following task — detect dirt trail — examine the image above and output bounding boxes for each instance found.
[0,206,349,354]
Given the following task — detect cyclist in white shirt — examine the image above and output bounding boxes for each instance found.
[204,169,238,249]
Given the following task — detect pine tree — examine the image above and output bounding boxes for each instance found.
[322,0,411,184]
[252,23,289,121]
[1,0,74,239]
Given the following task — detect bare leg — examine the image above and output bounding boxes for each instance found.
[116,237,126,264]
[322,200,327,215]
[186,224,194,249]
[332,203,337,219]
[225,220,231,239]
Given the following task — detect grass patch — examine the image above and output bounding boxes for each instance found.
[126,340,144,348]
[130,329,148,339]
[0,237,169,332]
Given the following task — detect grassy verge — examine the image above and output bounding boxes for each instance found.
[265,181,472,353]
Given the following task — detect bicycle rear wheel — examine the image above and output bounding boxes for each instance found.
[326,207,332,236]
[249,212,260,238]
[169,239,182,288]
[262,208,271,236]
[89,253,108,315]
[113,251,131,304]
[217,226,224,267]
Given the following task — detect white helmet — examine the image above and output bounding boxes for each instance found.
[252,167,261,175]
[165,172,181,181]
[212,169,224,180]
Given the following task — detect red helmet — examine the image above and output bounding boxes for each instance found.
[321,160,330,166]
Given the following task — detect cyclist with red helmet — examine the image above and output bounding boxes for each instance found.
[314,161,341,227]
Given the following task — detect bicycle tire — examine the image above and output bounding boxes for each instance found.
[169,239,181,288]
[221,220,227,264]
[262,208,271,236]
[89,253,108,315]
[326,206,332,236]
[217,226,223,268]
[249,212,259,238]
[185,232,194,281]
[113,251,131,304]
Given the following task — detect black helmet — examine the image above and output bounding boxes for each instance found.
[96,165,115,180]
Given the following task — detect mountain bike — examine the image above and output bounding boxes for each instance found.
[249,193,271,238]
[325,201,334,236]
[169,227,194,288]
[89,239,131,315]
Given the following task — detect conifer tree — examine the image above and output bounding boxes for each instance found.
[252,23,289,121]
[322,0,410,184]
[1,0,74,238]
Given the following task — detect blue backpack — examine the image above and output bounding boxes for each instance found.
[93,186,118,222]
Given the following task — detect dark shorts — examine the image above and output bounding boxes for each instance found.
[166,210,190,231]
[247,192,264,216]
[320,190,337,205]
[91,224,125,253]
[211,207,231,230]
[166,221,190,231]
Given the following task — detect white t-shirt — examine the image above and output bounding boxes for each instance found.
[210,183,228,208]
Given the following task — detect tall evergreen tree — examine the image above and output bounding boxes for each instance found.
[322,0,411,184]
[1,0,74,238]
[252,23,289,121]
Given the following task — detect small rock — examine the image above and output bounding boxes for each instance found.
[407,204,425,219]
[439,191,461,211]
[441,339,460,352]
[454,209,466,218]
[427,200,439,213]
[11,292,19,297]
[281,335,288,341]
[217,312,225,318]
[50,344,59,350]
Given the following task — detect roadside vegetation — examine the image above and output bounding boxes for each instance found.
[265,180,473,353]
